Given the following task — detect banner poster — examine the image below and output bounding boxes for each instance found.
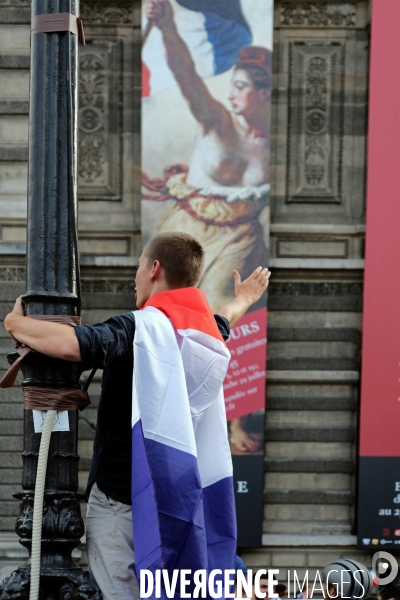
[141,0,273,546]
[357,0,400,550]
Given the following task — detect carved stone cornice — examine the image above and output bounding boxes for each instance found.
[0,0,30,5]
[0,0,134,22]
[80,0,134,24]
[0,266,26,281]
[281,3,356,27]
[81,278,135,293]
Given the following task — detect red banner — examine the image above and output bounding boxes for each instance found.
[224,307,267,421]
[358,0,400,459]
[357,0,400,550]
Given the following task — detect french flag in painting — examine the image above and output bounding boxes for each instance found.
[131,288,237,593]
[142,0,252,96]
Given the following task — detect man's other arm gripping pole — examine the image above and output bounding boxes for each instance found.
[4,296,81,361]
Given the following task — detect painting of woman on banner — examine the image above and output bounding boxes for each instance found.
[142,0,272,459]
[142,0,272,311]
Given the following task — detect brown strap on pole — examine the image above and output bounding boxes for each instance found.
[0,314,90,411]
[23,386,90,411]
[31,13,85,45]
[29,315,81,326]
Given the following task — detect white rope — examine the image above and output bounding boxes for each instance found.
[29,410,57,600]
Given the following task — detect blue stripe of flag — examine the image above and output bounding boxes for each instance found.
[132,421,236,587]
[176,0,252,75]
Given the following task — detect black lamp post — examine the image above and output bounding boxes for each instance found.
[0,0,101,596]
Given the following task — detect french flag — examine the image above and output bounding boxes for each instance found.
[142,0,252,96]
[131,288,237,594]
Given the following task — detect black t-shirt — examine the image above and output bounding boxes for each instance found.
[75,312,230,505]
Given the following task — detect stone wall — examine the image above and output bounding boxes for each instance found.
[0,0,385,581]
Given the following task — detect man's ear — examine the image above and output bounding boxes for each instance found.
[151,260,162,280]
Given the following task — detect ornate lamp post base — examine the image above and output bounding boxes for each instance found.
[1,566,100,600]
[0,414,102,599]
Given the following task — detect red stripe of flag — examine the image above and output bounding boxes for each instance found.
[142,61,151,97]
[143,288,225,343]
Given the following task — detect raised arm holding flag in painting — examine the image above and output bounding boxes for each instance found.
[4,232,270,600]
[144,0,270,188]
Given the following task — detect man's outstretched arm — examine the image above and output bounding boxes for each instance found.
[217,267,271,327]
[4,297,81,361]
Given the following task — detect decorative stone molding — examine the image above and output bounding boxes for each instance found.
[15,492,84,540]
[281,3,356,27]
[0,8,31,24]
[270,281,363,296]
[79,235,131,255]
[80,0,134,24]
[0,0,133,20]
[0,266,26,281]
[0,100,29,115]
[81,278,135,293]
[276,237,349,259]
[0,566,101,599]
[78,40,122,201]
[0,0,30,5]
[0,147,28,161]
[0,56,30,69]
[286,42,344,203]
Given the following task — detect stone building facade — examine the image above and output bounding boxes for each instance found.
[0,0,386,580]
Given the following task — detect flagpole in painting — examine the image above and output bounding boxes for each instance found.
[142,18,153,44]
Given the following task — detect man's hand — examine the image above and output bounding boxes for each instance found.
[5,296,24,342]
[145,0,174,31]
[233,267,270,306]
[217,267,271,327]
[12,295,24,317]
[5,295,26,338]
[4,298,81,361]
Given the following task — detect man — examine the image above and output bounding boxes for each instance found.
[275,583,288,598]
[234,568,270,599]
[379,585,400,600]
[4,232,270,600]
[254,572,270,600]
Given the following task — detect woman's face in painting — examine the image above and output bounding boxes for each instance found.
[228,68,266,117]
